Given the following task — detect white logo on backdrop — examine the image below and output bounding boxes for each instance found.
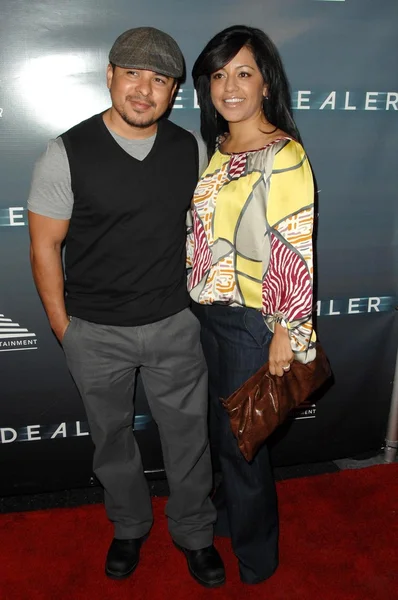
[171,89,398,112]
[0,313,38,352]
[0,207,26,227]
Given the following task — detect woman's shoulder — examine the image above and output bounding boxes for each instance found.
[247,130,305,161]
[272,137,308,172]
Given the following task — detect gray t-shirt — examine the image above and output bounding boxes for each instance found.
[27,125,208,220]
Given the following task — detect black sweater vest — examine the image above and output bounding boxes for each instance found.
[61,114,198,326]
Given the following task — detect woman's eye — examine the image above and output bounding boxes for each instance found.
[212,73,223,80]
[239,72,250,78]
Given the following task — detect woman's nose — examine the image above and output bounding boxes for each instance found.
[224,75,238,93]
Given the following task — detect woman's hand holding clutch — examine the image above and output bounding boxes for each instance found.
[269,324,294,376]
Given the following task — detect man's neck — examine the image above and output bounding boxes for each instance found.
[102,108,158,140]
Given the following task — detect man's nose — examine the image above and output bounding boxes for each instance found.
[135,76,152,96]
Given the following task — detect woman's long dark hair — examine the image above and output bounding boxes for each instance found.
[192,25,301,159]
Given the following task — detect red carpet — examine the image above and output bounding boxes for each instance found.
[1,464,397,600]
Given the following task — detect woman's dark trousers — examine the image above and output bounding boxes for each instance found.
[192,303,279,584]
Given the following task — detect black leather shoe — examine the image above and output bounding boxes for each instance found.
[174,542,226,588]
[105,537,143,579]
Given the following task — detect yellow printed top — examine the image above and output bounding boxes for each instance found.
[187,137,317,362]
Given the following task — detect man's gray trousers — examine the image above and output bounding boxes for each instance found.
[62,308,215,549]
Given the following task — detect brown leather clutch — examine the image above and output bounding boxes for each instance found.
[221,344,331,462]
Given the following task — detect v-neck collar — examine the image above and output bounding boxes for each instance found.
[97,112,162,165]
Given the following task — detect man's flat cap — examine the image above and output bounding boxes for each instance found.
[109,27,184,79]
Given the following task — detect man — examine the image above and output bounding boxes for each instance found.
[28,27,225,588]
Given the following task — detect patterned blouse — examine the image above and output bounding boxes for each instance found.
[187,137,317,362]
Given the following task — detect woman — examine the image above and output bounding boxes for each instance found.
[187,25,316,584]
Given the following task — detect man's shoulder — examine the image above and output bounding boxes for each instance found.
[34,137,68,170]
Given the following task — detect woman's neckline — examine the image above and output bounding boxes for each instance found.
[218,135,293,156]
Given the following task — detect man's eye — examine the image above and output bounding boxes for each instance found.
[154,77,166,84]
[127,70,138,76]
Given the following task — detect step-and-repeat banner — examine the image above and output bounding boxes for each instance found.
[1,0,397,494]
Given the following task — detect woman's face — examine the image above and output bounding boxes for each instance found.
[210,45,268,124]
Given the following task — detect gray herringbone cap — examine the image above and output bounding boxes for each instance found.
[109,27,184,79]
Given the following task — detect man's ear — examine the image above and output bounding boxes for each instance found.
[106,64,114,91]
[169,81,179,107]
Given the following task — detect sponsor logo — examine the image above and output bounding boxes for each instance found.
[291,402,317,420]
[0,312,38,352]
[0,415,152,444]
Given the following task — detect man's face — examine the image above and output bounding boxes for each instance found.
[107,65,177,129]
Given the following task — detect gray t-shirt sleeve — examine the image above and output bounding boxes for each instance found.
[27,137,73,220]
[190,130,209,176]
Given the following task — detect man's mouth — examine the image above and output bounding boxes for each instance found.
[128,97,155,111]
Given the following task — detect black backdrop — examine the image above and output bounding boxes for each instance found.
[1,0,397,495]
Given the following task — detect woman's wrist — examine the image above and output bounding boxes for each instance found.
[274,323,289,337]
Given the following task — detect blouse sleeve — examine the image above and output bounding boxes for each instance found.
[262,140,316,363]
